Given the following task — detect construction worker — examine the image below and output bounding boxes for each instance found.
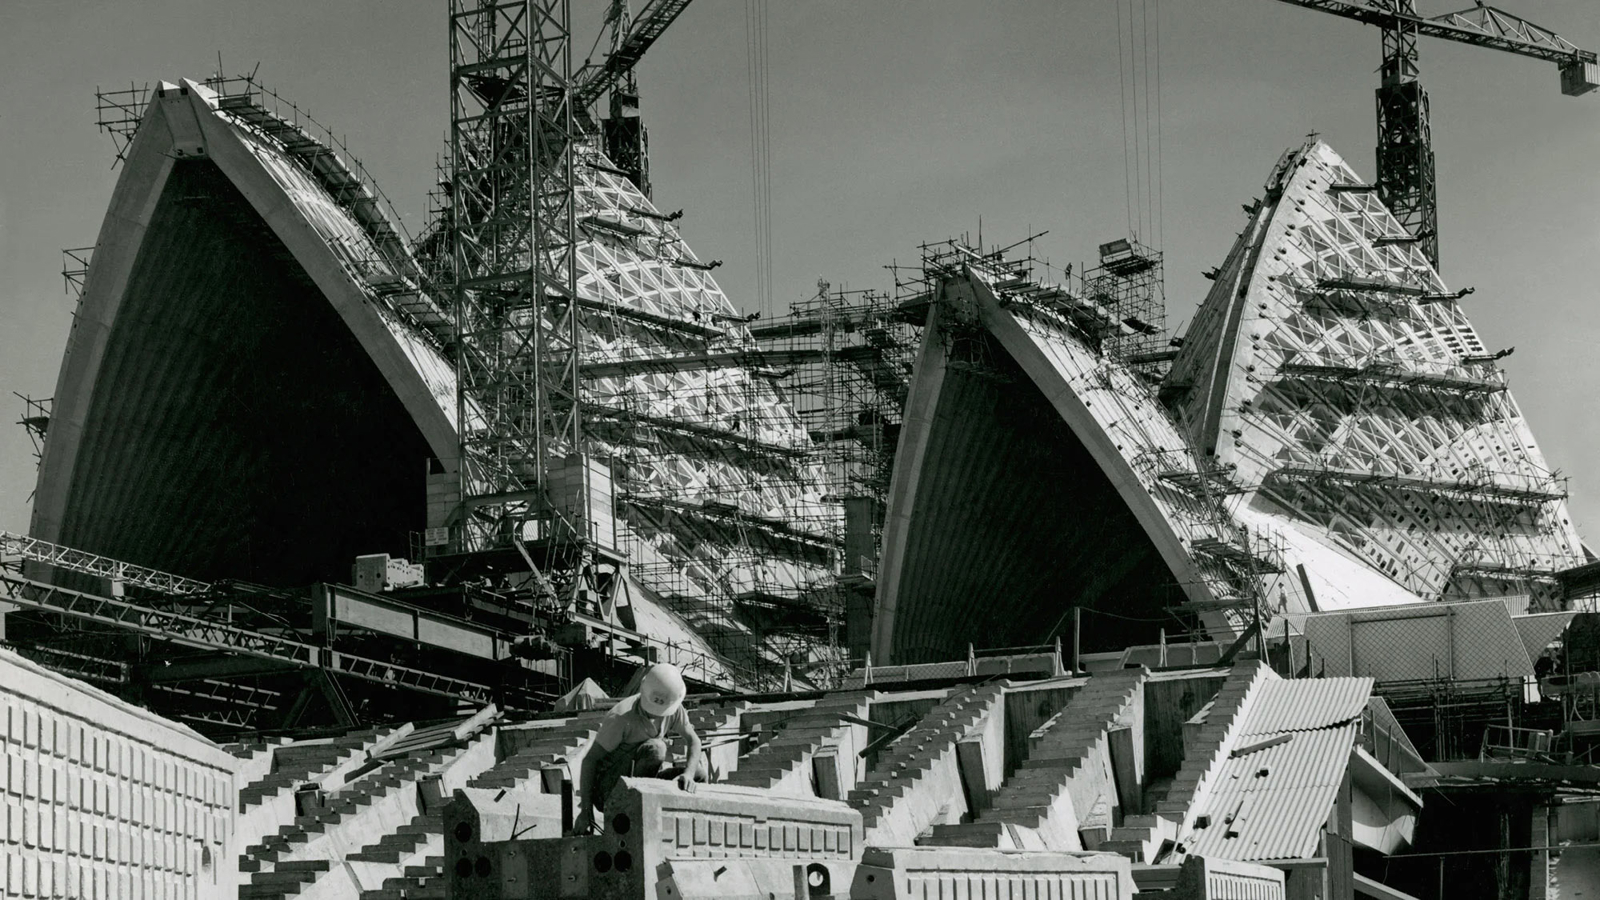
[572,663,703,834]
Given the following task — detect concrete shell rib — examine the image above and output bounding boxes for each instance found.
[1165,140,1584,610]
[872,268,1229,665]
[27,78,821,679]
[32,80,459,583]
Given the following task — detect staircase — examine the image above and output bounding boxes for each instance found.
[928,669,1145,849]
[468,715,606,791]
[239,728,390,811]
[728,694,870,794]
[1101,661,1271,863]
[358,857,445,900]
[236,733,490,899]
[848,683,1006,846]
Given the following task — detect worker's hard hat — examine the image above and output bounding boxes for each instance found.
[639,663,687,718]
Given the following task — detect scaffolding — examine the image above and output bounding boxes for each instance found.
[61,247,93,301]
[751,282,918,532]
[1085,238,1168,366]
[13,395,49,465]
[94,82,151,167]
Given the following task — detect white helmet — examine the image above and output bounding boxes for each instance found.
[639,663,687,718]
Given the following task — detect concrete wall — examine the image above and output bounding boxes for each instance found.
[0,647,240,898]
[1003,682,1083,776]
[1144,672,1227,781]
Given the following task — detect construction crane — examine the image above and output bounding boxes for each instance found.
[587,0,700,197]
[440,1,691,591]
[1270,1,1598,270]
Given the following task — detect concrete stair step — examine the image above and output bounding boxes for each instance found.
[979,805,1049,828]
[249,870,320,888]
[1098,840,1147,861]
[926,822,1006,847]
[988,787,1066,810]
[274,861,333,874]
[398,816,444,835]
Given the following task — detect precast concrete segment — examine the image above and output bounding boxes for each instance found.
[1173,856,1287,900]
[655,857,857,900]
[447,778,862,900]
[929,668,1147,851]
[0,645,240,899]
[1162,140,1584,607]
[848,683,1006,847]
[850,847,1135,900]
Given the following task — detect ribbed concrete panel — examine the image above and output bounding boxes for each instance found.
[875,261,1277,664]
[44,160,434,585]
[0,646,239,896]
[32,81,458,589]
[1239,677,1371,736]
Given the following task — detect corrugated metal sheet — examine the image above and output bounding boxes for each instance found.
[1239,678,1372,736]
[1183,722,1358,861]
[1514,612,1575,664]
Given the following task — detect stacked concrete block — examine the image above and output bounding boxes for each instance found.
[1104,662,1272,863]
[727,693,872,797]
[0,646,240,900]
[929,668,1146,850]
[848,682,1006,846]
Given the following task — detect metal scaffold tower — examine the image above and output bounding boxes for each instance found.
[447,0,587,556]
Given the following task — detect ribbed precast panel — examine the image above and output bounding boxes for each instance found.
[559,158,836,654]
[1165,140,1584,610]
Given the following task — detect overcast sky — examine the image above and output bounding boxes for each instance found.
[2,0,1597,549]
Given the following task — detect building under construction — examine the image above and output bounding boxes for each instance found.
[7,1,1600,898]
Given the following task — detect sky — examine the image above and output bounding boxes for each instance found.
[1,0,1598,545]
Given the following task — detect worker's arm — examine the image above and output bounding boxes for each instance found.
[573,719,622,833]
[675,712,702,788]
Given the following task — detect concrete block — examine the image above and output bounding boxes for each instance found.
[1173,855,1285,900]
[851,847,1135,900]
[656,857,856,900]
[489,779,860,900]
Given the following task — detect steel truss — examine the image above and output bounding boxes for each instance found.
[1,530,211,596]
[0,569,493,703]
